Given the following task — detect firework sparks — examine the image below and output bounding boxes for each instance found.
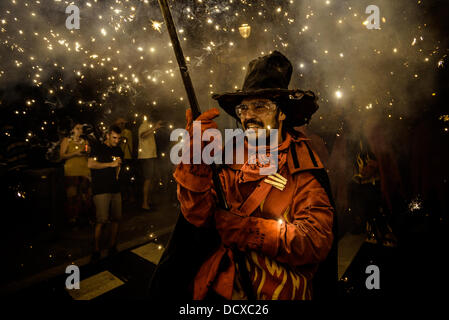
[151,20,163,33]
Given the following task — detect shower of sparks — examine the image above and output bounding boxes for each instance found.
[408,197,423,212]
[151,20,163,33]
[0,0,445,144]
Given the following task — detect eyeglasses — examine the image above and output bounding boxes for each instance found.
[234,101,277,118]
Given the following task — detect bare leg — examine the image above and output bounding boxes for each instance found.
[142,179,151,209]
[94,223,103,252]
[109,222,119,248]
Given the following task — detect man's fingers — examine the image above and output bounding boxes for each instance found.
[197,108,220,121]
[186,108,219,124]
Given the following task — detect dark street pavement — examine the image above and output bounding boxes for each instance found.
[0,183,178,297]
[9,231,172,300]
[0,176,431,300]
[2,226,401,300]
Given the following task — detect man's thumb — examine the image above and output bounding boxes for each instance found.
[186,108,193,125]
[197,108,220,121]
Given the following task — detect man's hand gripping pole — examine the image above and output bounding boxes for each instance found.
[158,0,228,210]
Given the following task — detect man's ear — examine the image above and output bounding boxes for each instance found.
[278,110,286,121]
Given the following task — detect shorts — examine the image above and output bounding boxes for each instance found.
[93,192,122,223]
[140,158,157,180]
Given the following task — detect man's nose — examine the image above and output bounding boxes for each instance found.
[242,109,258,121]
[246,107,259,118]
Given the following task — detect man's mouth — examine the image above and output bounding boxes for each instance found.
[244,120,264,130]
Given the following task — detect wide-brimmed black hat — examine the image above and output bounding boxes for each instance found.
[212,50,318,126]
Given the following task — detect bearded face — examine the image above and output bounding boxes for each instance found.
[235,97,285,143]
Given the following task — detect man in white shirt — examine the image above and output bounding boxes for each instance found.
[138,116,161,210]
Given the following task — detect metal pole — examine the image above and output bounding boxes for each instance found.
[157,0,228,210]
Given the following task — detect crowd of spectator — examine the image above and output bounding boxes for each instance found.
[0,114,176,261]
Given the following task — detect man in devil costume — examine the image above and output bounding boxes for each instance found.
[149,51,336,300]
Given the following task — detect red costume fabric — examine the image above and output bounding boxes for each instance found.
[173,112,334,300]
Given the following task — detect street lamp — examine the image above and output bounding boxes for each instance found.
[239,24,251,39]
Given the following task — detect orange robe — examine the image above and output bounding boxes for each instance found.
[174,131,334,300]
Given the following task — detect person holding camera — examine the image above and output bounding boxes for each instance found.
[60,122,92,229]
[88,125,124,262]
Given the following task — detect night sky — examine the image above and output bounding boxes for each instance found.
[0,0,448,161]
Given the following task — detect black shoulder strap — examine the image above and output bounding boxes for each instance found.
[304,141,319,167]
[290,142,300,169]
[310,169,335,209]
